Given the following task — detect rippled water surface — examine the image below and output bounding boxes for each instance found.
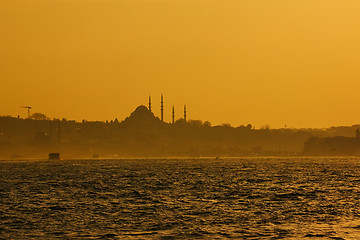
[2,157,360,239]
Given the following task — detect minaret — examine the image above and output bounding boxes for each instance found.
[184,104,187,122]
[148,95,152,112]
[172,105,175,124]
[160,94,164,122]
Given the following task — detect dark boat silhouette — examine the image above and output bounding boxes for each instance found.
[49,153,60,160]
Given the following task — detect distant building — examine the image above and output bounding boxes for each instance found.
[304,129,360,155]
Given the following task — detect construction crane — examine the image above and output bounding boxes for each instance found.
[20,106,31,118]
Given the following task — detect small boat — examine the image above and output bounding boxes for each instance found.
[49,153,60,160]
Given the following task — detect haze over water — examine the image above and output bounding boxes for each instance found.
[2,157,360,239]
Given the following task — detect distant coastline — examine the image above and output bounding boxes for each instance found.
[1,105,360,159]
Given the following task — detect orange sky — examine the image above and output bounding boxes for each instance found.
[1,0,360,128]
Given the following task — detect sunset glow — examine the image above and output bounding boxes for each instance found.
[1,0,360,128]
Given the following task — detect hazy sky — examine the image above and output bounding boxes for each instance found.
[1,0,360,128]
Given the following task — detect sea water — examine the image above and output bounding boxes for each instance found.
[1,157,360,239]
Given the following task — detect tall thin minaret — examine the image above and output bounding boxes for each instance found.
[148,95,152,112]
[184,104,187,122]
[172,105,175,124]
[160,94,164,122]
